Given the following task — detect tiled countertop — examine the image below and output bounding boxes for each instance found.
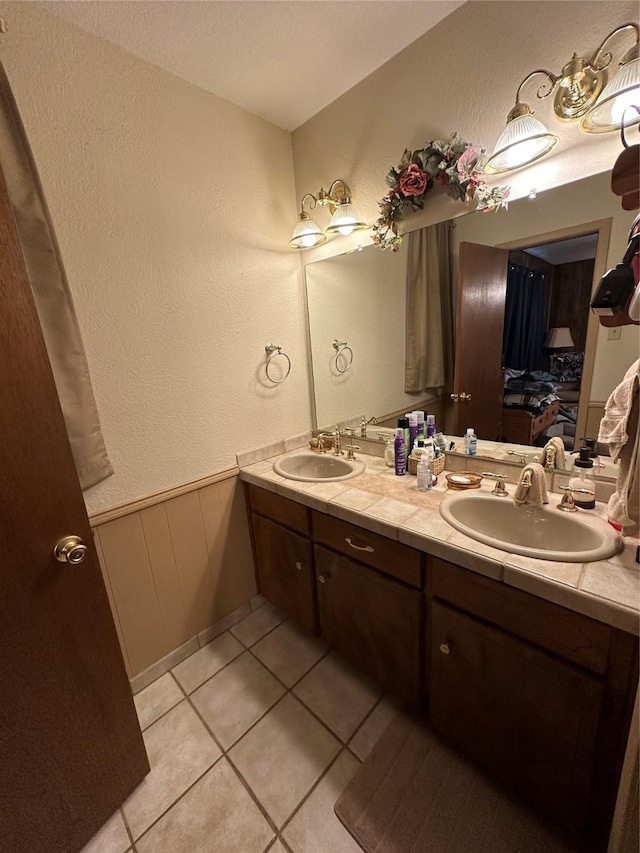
[238,440,640,636]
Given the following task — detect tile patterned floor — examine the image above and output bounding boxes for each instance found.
[81,601,397,853]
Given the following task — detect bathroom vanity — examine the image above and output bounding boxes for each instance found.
[241,449,639,850]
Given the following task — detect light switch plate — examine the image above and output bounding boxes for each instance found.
[607,327,622,340]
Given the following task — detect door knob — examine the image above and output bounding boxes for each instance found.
[54,535,88,565]
[295,561,303,571]
[439,642,451,655]
[450,392,472,402]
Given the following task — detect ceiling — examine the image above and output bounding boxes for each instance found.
[41,0,465,131]
[525,233,599,265]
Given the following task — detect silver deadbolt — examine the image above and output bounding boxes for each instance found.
[54,535,88,565]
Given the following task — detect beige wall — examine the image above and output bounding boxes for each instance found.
[306,243,414,427]
[93,471,255,678]
[292,1,638,260]
[2,2,310,516]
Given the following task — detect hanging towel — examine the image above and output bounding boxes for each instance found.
[539,436,567,470]
[600,360,640,535]
[598,359,640,462]
[513,462,548,507]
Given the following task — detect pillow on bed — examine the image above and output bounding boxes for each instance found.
[550,352,584,383]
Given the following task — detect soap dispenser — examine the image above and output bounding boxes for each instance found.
[568,446,596,509]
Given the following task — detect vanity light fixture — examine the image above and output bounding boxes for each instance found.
[485,22,640,174]
[289,179,367,249]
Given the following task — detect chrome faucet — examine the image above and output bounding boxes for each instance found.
[360,415,378,438]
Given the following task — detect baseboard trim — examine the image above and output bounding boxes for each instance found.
[129,595,266,694]
[89,465,240,527]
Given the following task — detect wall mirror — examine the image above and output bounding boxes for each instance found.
[304,170,638,471]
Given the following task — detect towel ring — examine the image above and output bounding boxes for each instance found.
[265,343,291,384]
[333,339,353,374]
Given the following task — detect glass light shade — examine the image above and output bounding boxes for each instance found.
[545,326,575,348]
[325,202,367,235]
[289,216,327,249]
[484,113,559,174]
[580,56,640,133]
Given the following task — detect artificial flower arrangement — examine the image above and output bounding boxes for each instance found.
[372,132,510,251]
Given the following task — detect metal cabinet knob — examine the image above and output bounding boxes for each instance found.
[54,535,88,565]
[318,575,326,584]
[295,561,303,571]
[439,642,451,655]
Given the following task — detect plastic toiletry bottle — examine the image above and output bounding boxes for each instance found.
[464,428,477,456]
[569,446,596,509]
[426,414,436,438]
[383,435,395,468]
[415,411,425,443]
[398,417,410,454]
[417,453,433,491]
[394,428,406,476]
[407,412,418,453]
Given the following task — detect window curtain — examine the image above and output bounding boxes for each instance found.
[502,262,549,371]
[404,222,454,393]
[0,61,112,490]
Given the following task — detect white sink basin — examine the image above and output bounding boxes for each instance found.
[440,491,623,562]
[273,452,365,482]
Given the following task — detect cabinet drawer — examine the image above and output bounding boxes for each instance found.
[430,558,611,674]
[247,484,310,534]
[313,512,422,588]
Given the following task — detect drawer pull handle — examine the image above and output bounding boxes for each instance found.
[439,643,451,655]
[295,561,303,571]
[318,575,327,584]
[345,537,374,553]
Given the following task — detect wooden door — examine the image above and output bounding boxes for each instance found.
[0,163,149,853]
[453,242,508,439]
[430,601,603,836]
[315,546,422,705]
[253,514,316,633]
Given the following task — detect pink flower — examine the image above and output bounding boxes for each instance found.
[456,147,478,174]
[399,164,428,197]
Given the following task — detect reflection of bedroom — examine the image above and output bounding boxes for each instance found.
[501,233,597,451]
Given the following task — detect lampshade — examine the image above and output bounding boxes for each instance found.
[485,108,559,174]
[325,201,368,236]
[545,327,575,348]
[580,52,640,133]
[289,214,327,249]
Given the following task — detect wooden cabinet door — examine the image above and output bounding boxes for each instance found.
[454,242,508,439]
[0,160,149,853]
[252,514,316,633]
[430,601,603,835]
[315,546,422,704]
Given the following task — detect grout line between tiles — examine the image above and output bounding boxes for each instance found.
[132,757,224,845]
[120,806,135,848]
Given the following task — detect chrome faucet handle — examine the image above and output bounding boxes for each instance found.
[557,485,595,513]
[376,431,390,442]
[481,472,509,496]
[346,444,361,461]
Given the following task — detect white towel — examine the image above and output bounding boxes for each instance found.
[600,360,640,535]
[513,462,549,507]
[598,359,640,462]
